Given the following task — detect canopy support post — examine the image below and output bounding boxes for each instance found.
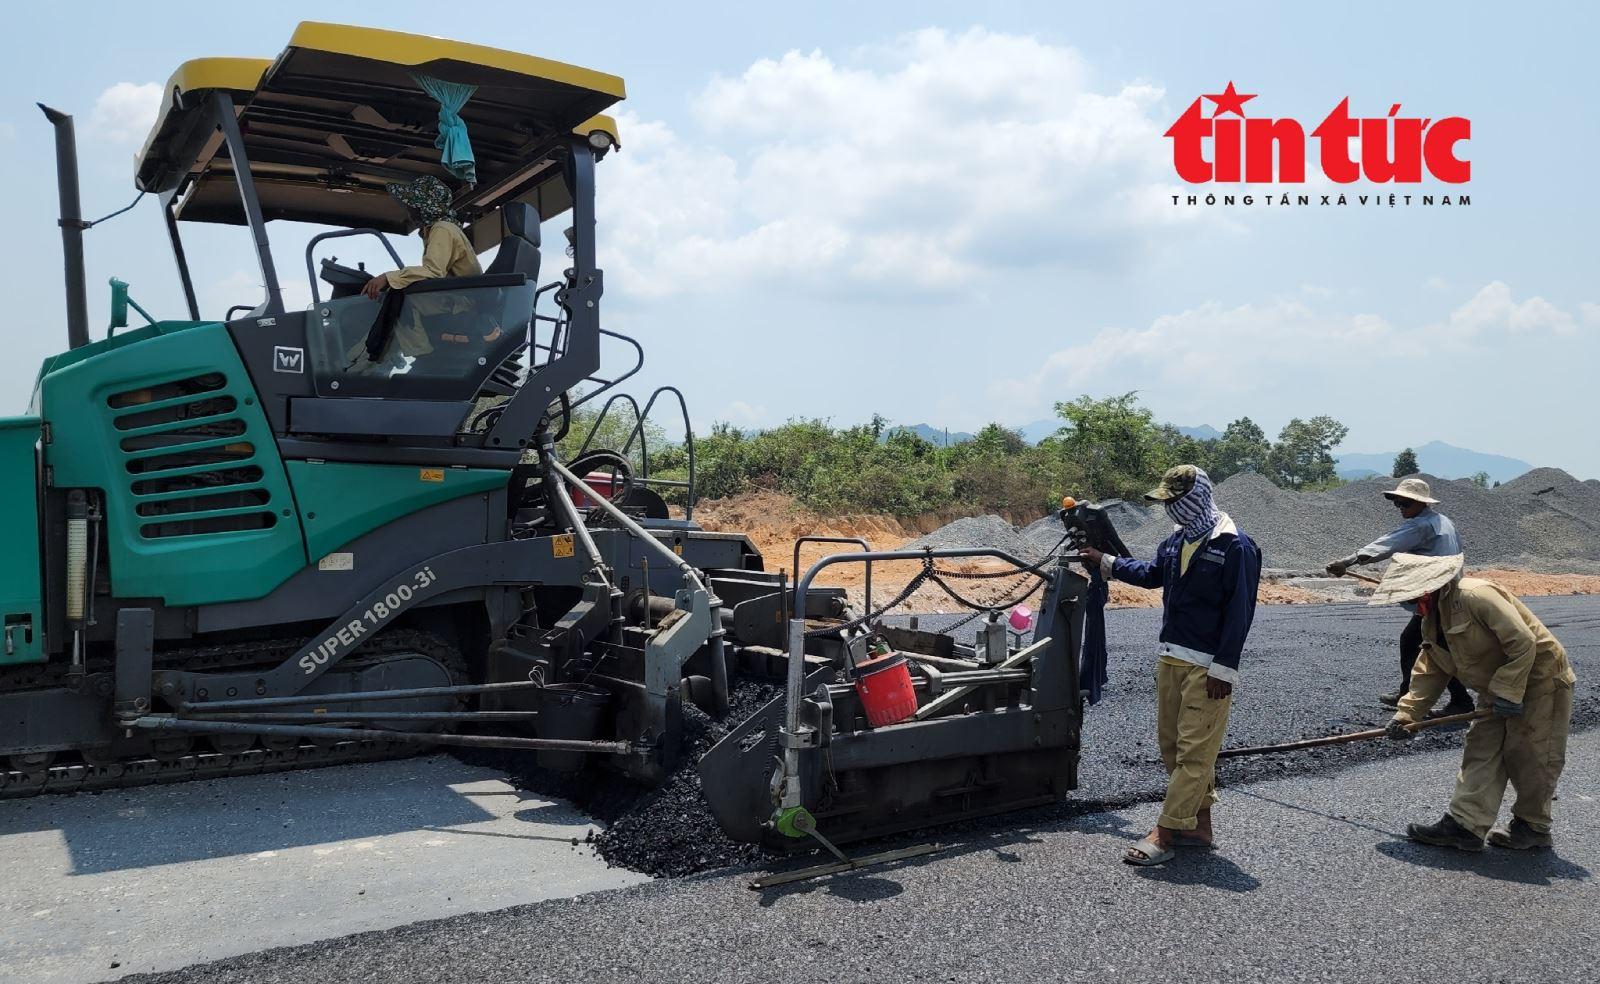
[209,91,284,317]
[160,190,200,321]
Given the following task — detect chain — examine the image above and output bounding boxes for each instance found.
[929,533,1071,579]
[920,563,1049,637]
[804,556,936,638]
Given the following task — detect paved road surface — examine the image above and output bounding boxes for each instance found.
[126,731,1599,984]
[0,757,644,984]
[8,596,1597,982]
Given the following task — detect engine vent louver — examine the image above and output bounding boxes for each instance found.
[108,374,278,540]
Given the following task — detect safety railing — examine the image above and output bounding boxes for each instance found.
[303,228,404,306]
[792,537,873,612]
[571,384,699,519]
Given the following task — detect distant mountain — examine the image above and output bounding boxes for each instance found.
[1174,424,1222,441]
[889,423,973,447]
[1335,440,1532,484]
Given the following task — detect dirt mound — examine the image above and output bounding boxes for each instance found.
[1470,569,1600,597]
[692,489,917,565]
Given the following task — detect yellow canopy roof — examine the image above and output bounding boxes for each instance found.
[136,22,624,231]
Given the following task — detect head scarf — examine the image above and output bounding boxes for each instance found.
[386,175,458,226]
[1164,467,1221,540]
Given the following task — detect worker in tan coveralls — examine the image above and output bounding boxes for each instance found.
[359,175,485,366]
[1372,553,1576,851]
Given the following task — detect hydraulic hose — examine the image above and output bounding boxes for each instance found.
[566,448,634,505]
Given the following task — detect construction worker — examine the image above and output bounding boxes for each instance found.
[359,175,485,367]
[1325,477,1473,715]
[1373,553,1576,851]
[1081,465,1262,866]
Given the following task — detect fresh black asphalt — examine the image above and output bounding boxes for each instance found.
[114,596,1600,982]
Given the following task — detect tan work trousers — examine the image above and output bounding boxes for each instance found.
[1449,680,1573,836]
[1156,657,1232,831]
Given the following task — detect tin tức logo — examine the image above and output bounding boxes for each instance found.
[1165,82,1471,207]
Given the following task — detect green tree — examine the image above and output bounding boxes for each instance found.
[1267,415,1349,490]
[1469,471,1490,488]
[947,424,1074,515]
[1051,392,1163,499]
[1211,417,1271,482]
[1148,424,1215,478]
[1392,447,1419,477]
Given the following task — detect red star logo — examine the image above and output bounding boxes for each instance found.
[1204,81,1256,118]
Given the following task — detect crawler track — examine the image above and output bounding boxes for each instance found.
[0,630,462,799]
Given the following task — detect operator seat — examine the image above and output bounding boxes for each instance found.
[479,202,542,397]
[486,202,541,281]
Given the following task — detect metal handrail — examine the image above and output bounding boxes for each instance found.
[569,329,644,410]
[304,227,404,306]
[575,392,647,467]
[532,281,563,365]
[792,537,872,611]
[569,386,700,519]
[624,386,697,520]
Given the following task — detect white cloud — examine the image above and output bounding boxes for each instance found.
[988,283,1592,423]
[89,81,162,144]
[598,29,1190,299]
[721,400,768,426]
[1448,281,1576,336]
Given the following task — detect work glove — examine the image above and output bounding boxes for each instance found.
[1491,697,1524,718]
[1384,718,1413,741]
[1326,555,1360,577]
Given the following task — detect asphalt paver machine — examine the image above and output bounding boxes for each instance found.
[2,22,1102,851]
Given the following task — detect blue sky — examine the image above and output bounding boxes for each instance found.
[3,2,1597,475]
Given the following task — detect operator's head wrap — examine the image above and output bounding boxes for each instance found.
[386,175,458,226]
[1146,464,1221,540]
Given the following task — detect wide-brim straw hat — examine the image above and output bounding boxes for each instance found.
[1383,477,1439,505]
[1368,552,1464,606]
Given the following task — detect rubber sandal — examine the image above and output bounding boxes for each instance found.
[1171,833,1215,849]
[1123,837,1176,866]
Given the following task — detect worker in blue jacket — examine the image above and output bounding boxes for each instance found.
[1082,465,1262,866]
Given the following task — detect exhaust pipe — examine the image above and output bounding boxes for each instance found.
[38,104,90,350]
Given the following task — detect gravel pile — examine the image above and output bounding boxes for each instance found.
[1219,468,1600,573]
[901,514,1040,561]
[907,468,1600,574]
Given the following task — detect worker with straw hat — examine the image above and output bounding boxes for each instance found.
[1326,477,1472,715]
[1372,552,1576,851]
